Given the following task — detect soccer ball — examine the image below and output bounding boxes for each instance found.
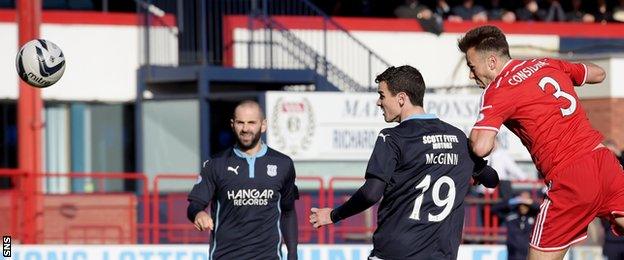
[15,39,66,88]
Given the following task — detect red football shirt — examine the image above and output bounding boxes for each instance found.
[473,58,603,177]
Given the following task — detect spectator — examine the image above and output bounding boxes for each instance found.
[395,0,443,35]
[394,0,432,19]
[451,0,488,22]
[435,0,452,19]
[543,0,566,21]
[566,0,595,22]
[492,191,540,260]
[487,0,516,23]
[515,0,547,21]
[615,0,624,22]
[595,0,613,23]
[601,218,624,260]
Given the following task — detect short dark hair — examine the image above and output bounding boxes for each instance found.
[375,65,425,107]
[457,25,510,58]
[233,100,265,119]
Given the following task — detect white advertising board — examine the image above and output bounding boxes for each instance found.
[266,91,531,161]
[3,245,602,260]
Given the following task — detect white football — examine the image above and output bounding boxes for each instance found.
[15,39,66,88]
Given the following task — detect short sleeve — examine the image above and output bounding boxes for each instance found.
[365,130,399,183]
[473,89,517,132]
[280,159,299,210]
[549,58,587,86]
[188,159,217,205]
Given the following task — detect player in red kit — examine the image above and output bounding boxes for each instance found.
[458,25,624,260]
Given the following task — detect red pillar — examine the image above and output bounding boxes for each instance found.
[17,0,42,244]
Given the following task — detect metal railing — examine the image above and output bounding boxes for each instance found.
[0,167,546,245]
[139,0,391,91]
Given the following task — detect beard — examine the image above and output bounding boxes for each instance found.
[236,129,262,150]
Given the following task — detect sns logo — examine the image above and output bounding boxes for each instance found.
[3,236,10,257]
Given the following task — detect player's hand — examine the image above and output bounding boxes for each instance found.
[309,207,333,229]
[194,211,213,231]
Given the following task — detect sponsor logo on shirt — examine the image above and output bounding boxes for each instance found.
[227,189,275,206]
[422,134,459,149]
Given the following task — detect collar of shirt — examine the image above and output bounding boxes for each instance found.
[233,143,268,179]
[233,143,268,159]
[402,113,437,122]
[487,59,518,89]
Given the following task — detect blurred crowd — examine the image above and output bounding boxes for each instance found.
[314,0,624,23]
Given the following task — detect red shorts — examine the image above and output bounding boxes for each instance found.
[529,148,624,251]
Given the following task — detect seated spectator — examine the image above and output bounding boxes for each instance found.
[394,0,432,19]
[435,0,452,19]
[395,0,444,35]
[615,0,624,22]
[595,0,613,23]
[542,0,566,21]
[566,0,595,22]
[451,0,487,22]
[515,0,547,21]
[487,0,516,23]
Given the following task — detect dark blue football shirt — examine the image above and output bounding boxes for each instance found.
[188,144,298,260]
[366,114,474,260]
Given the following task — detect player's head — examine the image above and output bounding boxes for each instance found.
[231,100,267,150]
[375,65,425,123]
[458,25,511,88]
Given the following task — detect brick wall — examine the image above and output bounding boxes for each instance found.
[581,98,624,150]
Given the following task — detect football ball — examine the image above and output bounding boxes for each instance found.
[15,39,66,88]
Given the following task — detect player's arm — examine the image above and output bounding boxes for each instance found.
[310,130,395,228]
[280,208,298,260]
[583,62,606,84]
[310,177,385,228]
[280,160,299,260]
[187,160,217,231]
[331,177,386,222]
[469,128,497,158]
[552,58,605,85]
[468,130,499,188]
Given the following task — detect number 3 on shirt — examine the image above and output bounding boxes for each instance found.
[409,175,456,222]
[538,76,577,116]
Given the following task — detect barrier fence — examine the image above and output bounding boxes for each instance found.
[0,168,545,245]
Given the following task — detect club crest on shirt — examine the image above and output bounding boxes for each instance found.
[267,164,277,177]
